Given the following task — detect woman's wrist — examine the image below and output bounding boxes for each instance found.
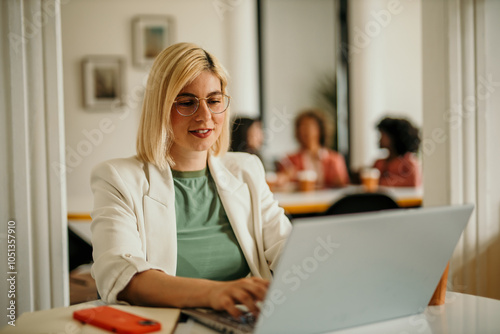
[169,277,222,309]
[198,279,224,308]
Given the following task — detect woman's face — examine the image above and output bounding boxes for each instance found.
[378,131,392,150]
[247,121,263,150]
[298,116,321,150]
[170,71,226,157]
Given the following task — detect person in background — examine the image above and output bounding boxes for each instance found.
[277,108,349,188]
[230,117,264,161]
[90,43,291,318]
[373,117,421,187]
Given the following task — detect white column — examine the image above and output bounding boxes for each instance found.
[0,0,68,325]
[348,0,423,170]
[348,0,384,169]
[223,0,260,118]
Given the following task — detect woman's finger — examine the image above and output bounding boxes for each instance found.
[231,289,260,316]
[241,278,269,301]
[217,294,242,318]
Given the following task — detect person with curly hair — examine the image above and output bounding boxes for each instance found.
[278,109,349,188]
[373,117,421,187]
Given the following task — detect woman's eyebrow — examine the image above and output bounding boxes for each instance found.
[176,90,222,98]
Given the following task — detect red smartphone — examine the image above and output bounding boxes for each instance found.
[73,305,161,334]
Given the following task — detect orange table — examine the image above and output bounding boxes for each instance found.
[273,185,423,215]
[68,186,423,220]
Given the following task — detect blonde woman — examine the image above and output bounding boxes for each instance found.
[90,43,291,318]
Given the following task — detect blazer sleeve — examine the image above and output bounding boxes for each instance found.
[90,160,165,303]
[251,156,292,272]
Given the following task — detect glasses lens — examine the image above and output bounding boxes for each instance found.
[207,94,229,114]
[176,97,198,116]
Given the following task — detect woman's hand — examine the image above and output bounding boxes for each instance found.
[207,277,270,318]
[117,270,269,319]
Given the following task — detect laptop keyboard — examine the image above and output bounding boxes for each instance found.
[181,308,256,334]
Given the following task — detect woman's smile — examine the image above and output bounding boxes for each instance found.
[189,128,213,138]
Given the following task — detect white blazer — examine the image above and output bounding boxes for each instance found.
[90,152,292,303]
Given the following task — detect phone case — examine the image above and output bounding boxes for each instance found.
[73,305,161,334]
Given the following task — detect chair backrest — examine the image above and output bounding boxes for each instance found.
[323,192,400,216]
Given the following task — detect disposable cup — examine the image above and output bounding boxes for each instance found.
[297,170,317,192]
[361,168,380,192]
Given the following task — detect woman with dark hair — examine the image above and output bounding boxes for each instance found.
[373,117,421,187]
[230,117,263,160]
[278,109,349,188]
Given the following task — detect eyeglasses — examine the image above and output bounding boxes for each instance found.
[174,93,231,117]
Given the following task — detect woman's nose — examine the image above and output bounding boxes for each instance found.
[194,100,212,120]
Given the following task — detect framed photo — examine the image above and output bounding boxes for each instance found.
[132,15,175,68]
[82,56,125,110]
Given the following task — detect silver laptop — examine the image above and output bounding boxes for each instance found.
[182,204,474,334]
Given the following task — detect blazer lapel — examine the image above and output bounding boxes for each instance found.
[209,155,260,276]
[143,162,177,275]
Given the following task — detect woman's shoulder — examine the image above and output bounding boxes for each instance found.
[215,152,262,170]
[91,156,148,183]
[282,151,303,165]
[212,152,266,186]
[93,156,144,171]
[399,153,420,170]
[373,157,386,166]
[323,148,345,161]
[402,152,419,162]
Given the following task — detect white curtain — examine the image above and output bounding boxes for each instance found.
[0,0,68,324]
[422,0,500,300]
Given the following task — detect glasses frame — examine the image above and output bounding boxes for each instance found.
[174,94,231,117]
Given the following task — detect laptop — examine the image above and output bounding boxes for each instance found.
[182,204,474,334]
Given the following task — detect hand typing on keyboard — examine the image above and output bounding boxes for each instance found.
[207,277,269,319]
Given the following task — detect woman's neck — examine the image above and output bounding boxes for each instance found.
[303,144,321,156]
[169,147,208,171]
[387,150,400,160]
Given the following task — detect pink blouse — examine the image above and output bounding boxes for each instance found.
[373,153,421,187]
[279,149,350,188]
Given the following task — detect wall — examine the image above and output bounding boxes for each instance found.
[261,0,337,168]
[349,0,422,169]
[62,0,259,212]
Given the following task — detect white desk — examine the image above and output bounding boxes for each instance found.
[327,292,500,334]
[175,292,500,334]
[2,292,499,333]
[274,186,423,215]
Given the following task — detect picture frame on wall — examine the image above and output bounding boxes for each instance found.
[82,56,125,110]
[132,15,175,68]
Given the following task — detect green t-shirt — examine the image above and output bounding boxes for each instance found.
[172,168,250,281]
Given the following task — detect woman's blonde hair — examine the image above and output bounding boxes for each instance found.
[136,42,230,169]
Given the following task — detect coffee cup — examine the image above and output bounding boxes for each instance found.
[361,168,380,192]
[297,170,317,192]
